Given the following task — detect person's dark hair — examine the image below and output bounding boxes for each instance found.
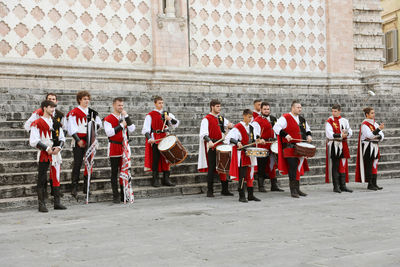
[41,100,56,110]
[46,93,57,101]
[331,104,341,111]
[363,107,374,116]
[243,109,253,116]
[76,90,91,104]
[253,99,262,104]
[291,100,301,107]
[261,101,270,109]
[210,99,221,110]
[113,97,124,103]
[153,95,163,103]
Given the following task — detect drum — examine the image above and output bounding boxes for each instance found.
[216,145,232,174]
[295,142,316,157]
[246,147,268,158]
[158,135,188,165]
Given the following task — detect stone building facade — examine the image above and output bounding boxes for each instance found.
[0,0,394,91]
[381,0,400,70]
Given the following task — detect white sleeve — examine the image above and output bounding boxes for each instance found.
[273,116,287,136]
[29,126,41,148]
[305,121,311,133]
[24,113,39,132]
[375,122,384,141]
[141,115,152,135]
[199,118,209,139]
[168,113,179,129]
[251,121,261,138]
[58,127,66,143]
[95,116,103,129]
[67,115,78,136]
[104,120,120,137]
[224,128,241,144]
[224,118,230,127]
[325,122,334,139]
[345,119,353,138]
[127,123,136,133]
[361,124,375,140]
[61,116,67,131]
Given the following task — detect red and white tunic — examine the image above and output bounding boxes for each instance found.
[66,106,102,141]
[198,113,230,172]
[29,117,65,162]
[24,108,66,132]
[141,109,179,172]
[273,113,310,180]
[325,116,352,183]
[104,113,136,157]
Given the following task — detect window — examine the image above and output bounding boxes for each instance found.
[385,30,398,64]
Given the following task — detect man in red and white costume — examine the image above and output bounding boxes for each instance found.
[225,109,263,203]
[104,98,136,203]
[273,100,312,198]
[325,104,353,193]
[142,96,179,187]
[67,90,102,198]
[24,93,67,197]
[30,100,66,212]
[251,101,283,192]
[198,99,234,197]
[252,99,262,120]
[355,107,384,190]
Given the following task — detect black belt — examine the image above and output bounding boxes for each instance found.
[282,143,296,149]
[154,129,169,134]
[109,140,122,145]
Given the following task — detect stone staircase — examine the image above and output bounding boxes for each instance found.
[0,87,399,209]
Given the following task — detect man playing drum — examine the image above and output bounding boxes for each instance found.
[251,101,283,193]
[198,99,234,197]
[355,107,384,190]
[225,109,264,203]
[142,96,179,187]
[325,104,353,193]
[104,98,136,203]
[273,100,312,198]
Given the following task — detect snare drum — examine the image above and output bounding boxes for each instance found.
[295,142,316,157]
[246,147,268,158]
[216,145,232,174]
[158,135,188,165]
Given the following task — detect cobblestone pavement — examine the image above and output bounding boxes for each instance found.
[1,179,400,267]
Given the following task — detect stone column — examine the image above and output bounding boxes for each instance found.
[165,0,175,17]
[325,0,355,73]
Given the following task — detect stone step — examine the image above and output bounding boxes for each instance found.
[0,171,398,211]
[1,154,398,187]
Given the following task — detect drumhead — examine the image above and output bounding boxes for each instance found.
[158,136,177,150]
[247,147,267,152]
[296,142,316,148]
[271,142,278,153]
[216,145,232,152]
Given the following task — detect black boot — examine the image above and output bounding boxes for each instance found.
[271,178,284,192]
[221,180,234,196]
[289,179,299,198]
[332,174,342,193]
[71,182,78,199]
[296,180,307,197]
[162,171,175,186]
[37,188,48,213]
[111,178,120,204]
[247,187,261,201]
[258,174,267,192]
[120,185,124,202]
[367,176,378,190]
[339,173,352,193]
[53,187,67,210]
[151,171,160,187]
[206,173,214,197]
[50,179,54,196]
[238,178,248,203]
[372,174,382,190]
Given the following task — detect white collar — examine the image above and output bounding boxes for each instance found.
[78,106,88,114]
[154,109,163,114]
[364,118,375,124]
